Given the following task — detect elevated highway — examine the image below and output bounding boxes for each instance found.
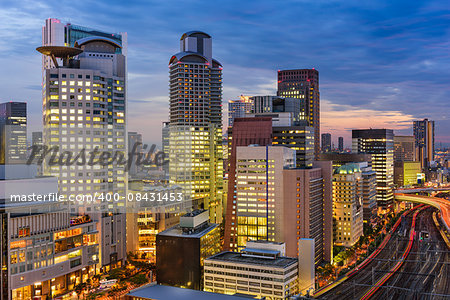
[394,193,450,235]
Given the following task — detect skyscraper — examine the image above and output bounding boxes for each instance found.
[233,146,296,251]
[283,160,333,264]
[224,114,315,251]
[161,121,170,174]
[252,95,306,123]
[128,131,143,177]
[338,136,344,152]
[321,133,331,153]
[277,69,320,156]
[228,96,253,128]
[232,146,332,263]
[0,102,27,164]
[244,112,314,168]
[41,18,127,70]
[393,135,419,187]
[39,19,127,269]
[352,129,394,210]
[413,119,435,169]
[31,131,43,148]
[168,31,223,223]
[224,117,273,251]
[394,135,416,162]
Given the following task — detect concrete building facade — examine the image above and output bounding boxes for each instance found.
[204,243,299,300]
[39,19,127,269]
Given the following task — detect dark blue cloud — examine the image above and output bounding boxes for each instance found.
[1,0,449,145]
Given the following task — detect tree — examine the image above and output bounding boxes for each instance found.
[129,274,148,286]
[107,268,125,280]
[74,282,87,299]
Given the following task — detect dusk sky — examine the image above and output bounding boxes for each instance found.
[1,0,449,147]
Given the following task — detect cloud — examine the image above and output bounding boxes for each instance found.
[320,99,416,146]
[0,0,449,146]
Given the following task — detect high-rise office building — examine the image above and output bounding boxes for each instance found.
[39,19,127,269]
[283,160,333,264]
[352,129,394,210]
[413,119,435,169]
[224,115,315,252]
[126,185,182,261]
[41,18,126,70]
[161,121,170,174]
[224,117,273,251]
[277,69,320,156]
[168,31,223,223]
[394,135,416,162]
[228,96,254,128]
[321,133,331,153]
[360,166,377,223]
[0,102,27,164]
[333,163,364,247]
[272,123,314,168]
[31,131,43,147]
[393,135,418,188]
[338,136,344,152]
[31,131,43,175]
[128,131,143,178]
[246,112,314,168]
[233,146,296,251]
[233,145,332,264]
[252,95,306,123]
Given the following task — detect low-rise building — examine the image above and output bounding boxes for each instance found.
[126,283,256,300]
[0,165,99,300]
[204,242,298,300]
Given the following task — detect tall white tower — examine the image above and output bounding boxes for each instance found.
[39,19,128,269]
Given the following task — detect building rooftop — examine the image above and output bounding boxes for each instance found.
[335,163,361,175]
[183,209,207,217]
[206,251,297,268]
[127,284,255,300]
[158,222,218,239]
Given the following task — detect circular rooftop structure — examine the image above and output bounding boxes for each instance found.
[180,31,211,40]
[36,46,83,58]
[74,36,122,49]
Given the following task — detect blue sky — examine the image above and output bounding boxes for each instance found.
[1,0,449,147]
